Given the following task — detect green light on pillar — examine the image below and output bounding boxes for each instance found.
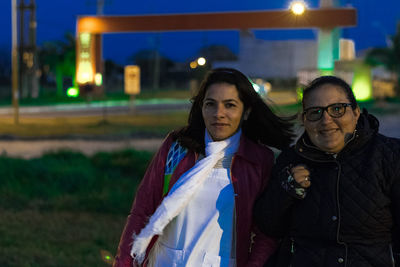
[80,33,91,47]
[352,73,372,101]
[95,73,103,86]
[352,64,372,101]
[67,87,79,98]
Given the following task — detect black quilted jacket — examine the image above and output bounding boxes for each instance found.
[255,111,400,267]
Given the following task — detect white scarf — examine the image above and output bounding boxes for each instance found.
[130,129,241,265]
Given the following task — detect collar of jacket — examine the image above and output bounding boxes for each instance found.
[294,109,379,161]
[236,134,265,165]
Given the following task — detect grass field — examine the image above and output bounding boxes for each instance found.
[0,209,125,267]
[0,149,153,267]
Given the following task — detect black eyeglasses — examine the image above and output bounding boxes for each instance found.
[303,103,352,122]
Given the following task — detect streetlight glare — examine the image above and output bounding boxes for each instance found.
[290,1,306,15]
[190,61,198,69]
[197,57,206,66]
[67,87,79,98]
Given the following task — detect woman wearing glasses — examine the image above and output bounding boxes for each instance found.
[255,76,400,267]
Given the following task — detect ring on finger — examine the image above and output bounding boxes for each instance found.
[304,177,310,182]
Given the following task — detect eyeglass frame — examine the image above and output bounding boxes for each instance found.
[302,103,353,122]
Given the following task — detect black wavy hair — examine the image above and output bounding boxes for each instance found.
[302,76,358,110]
[172,67,296,153]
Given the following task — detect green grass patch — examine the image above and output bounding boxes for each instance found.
[0,149,155,266]
[0,149,153,213]
[0,209,125,267]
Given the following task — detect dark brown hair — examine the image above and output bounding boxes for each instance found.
[302,76,358,110]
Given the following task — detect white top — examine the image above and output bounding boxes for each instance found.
[150,131,240,267]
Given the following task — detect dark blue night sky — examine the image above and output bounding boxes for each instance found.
[0,0,399,64]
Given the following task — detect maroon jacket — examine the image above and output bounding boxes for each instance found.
[113,134,277,267]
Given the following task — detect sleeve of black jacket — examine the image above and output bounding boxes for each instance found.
[254,149,299,238]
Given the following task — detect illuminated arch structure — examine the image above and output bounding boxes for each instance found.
[75,7,357,96]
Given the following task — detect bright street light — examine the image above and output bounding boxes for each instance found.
[290,1,307,15]
[197,57,206,66]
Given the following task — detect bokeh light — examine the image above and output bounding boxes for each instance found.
[197,57,206,66]
[67,87,79,97]
[290,1,306,15]
[190,61,198,69]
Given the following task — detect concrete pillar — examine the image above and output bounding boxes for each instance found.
[317,0,341,73]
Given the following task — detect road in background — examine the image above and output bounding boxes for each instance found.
[0,99,192,117]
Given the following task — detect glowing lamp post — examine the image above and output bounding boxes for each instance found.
[76,33,95,85]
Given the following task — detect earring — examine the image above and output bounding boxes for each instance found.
[244,110,251,120]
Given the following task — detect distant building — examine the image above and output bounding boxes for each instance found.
[213,30,317,79]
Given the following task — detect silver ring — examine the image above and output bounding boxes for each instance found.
[304,177,310,182]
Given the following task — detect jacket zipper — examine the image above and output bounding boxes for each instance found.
[290,237,295,254]
[289,237,295,267]
[335,161,348,267]
[389,244,395,267]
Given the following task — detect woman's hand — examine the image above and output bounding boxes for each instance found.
[290,165,311,188]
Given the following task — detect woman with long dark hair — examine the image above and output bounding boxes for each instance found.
[113,68,295,267]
